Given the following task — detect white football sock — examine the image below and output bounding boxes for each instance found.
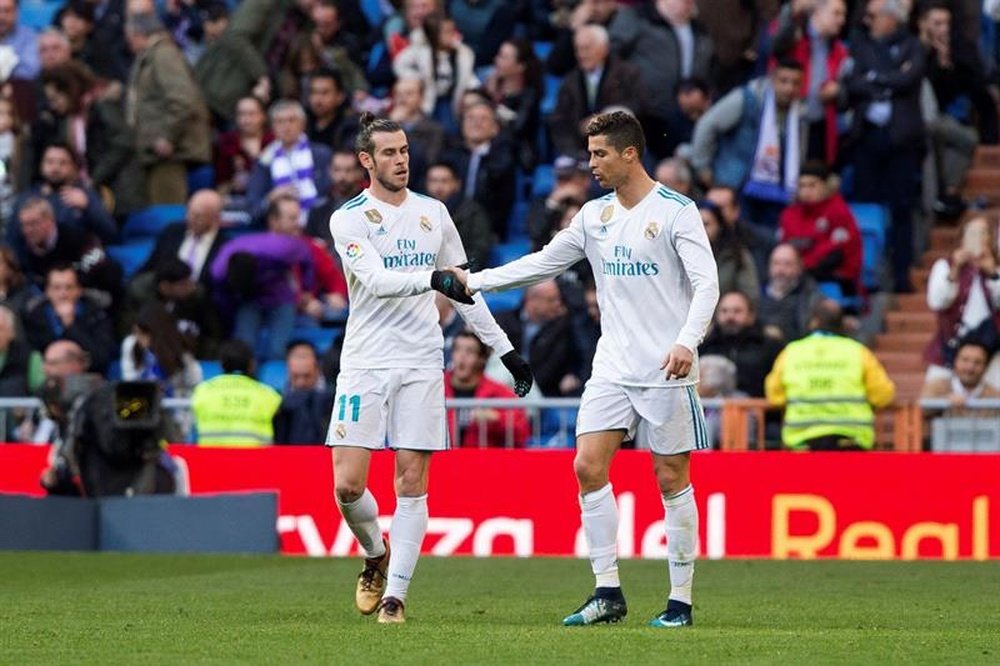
[581,483,620,589]
[336,488,386,560]
[384,494,428,602]
[663,485,698,605]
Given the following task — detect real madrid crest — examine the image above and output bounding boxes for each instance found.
[335,423,347,439]
[364,208,383,225]
[600,205,614,223]
[419,216,433,232]
[644,222,660,240]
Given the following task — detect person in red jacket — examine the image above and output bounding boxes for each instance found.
[444,330,530,448]
[778,161,862,298]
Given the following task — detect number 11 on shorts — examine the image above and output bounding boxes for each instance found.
[338,394,361,422]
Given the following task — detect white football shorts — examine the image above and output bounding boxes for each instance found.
[576,378,710,454]
[325,367,447,451]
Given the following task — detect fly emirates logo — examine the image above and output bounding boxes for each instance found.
[383,238,436,269]
[602,245,660,277]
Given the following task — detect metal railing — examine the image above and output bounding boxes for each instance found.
[1,396,996,451]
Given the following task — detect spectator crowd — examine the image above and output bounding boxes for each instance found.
[1,0,1000,452]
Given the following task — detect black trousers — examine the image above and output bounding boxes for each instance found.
[850,124,922,292]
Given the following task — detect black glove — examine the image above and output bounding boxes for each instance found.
[501,351,534,397]
[431,269,474,305]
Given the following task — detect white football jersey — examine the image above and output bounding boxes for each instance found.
[468,184,719,387]
[331,188,513,371]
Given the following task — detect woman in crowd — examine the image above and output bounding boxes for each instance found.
[700,201,760,302]
[0,245,40,319]
[121,303,202,399]
[393,12,479,132]
[484,37,543,170]
[213,96,274,198]
[925,215,1000,383]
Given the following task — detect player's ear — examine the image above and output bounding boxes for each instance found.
[622,146,637,163]
[358,151,374,171]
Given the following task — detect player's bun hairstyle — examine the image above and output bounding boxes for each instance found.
[355,112,403,157]
[585,110,645,159]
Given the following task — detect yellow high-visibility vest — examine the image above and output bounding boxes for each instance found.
[191,374,282,447]
[779,333,876,449]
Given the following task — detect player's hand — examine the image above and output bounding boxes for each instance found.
[501,351,534,397]
[661,344,694,380]
[431,269,474,304]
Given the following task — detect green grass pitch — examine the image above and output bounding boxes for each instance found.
[2,553,998,664]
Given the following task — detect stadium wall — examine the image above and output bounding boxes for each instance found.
[1,445,997,560]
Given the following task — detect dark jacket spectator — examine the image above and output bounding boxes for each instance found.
[700,291,784,396]
[843,0,926,291]
[12,143,117,247]
[484,38,543,171]
[273,342,334,444]
[549,25,645,157]
[424,162,494,271]
[442,101,517,240]
[14,197,122,304]
[608,0,715,158]
[22,266,116,373]
[495,281,580,397]
[138,190,228,289]
[758,243,823,342]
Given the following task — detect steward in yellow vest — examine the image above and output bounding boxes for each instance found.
[191,340,282,447]
[765,300,895,450]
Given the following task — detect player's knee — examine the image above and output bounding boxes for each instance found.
[654,460,689,495]
[394,467,426,496]
[573,454,607,488]
[334,485,364,504]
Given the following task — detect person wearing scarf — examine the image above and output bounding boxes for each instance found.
[246,100,332,224]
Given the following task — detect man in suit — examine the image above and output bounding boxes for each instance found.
[548,24,645,157]
[495,280,581,397]
[441,100,517,241]
[137,189,227,289]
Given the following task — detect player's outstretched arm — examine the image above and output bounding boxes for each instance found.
[465,215,587,294]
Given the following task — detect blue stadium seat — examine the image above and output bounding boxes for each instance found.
[122,205,186,241]
[817,281,844,302]
[483,289,523,312]
[199,360,223,380]
[258,360,287,391]
[489,240,531,267]
[506,201,530,241]
[360,0,385,27]
[106,359,122,381]
[289,326,340,353]
[848,202,889,291]
[106,240,156,279]
[18,1,58,29]
[531,165,554,199]
[187,164,216,192]
[541,75,561,115]
[533,42,553,61]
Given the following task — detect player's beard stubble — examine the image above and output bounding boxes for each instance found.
[373,156,409,193]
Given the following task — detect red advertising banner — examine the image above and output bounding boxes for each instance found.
[1,445,997,560]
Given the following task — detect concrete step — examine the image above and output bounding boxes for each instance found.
[973,145,1000,169]
[893,293,930,312]
[876,351,928,374]
[920,249,950,269]
[929,226,960,251]
[875,332,933,353]
[885,310,936,334]
[910,266,931,292]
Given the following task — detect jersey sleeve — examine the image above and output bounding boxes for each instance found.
[330,209,434,298]
[467,211,587,293]
[671,202,720,352]
[438,205,515,357]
